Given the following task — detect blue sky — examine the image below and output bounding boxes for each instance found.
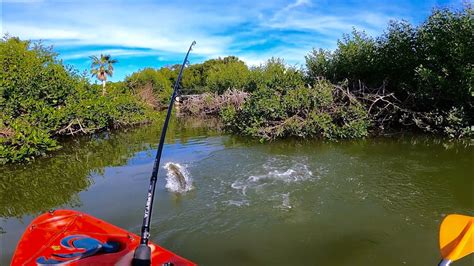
[2,0,464,81]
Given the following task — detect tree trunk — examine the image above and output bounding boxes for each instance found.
[102,80,106,95]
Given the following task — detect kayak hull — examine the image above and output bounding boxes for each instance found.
[11,210,196,266]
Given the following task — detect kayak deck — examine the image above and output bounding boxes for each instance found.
[11,210,196,265]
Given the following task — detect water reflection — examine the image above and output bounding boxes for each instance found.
[0,117,219,219]
[1,120,472,266]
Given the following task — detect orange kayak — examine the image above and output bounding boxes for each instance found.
[11,210,196,265]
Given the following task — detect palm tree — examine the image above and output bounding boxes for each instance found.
[90,54,117,95]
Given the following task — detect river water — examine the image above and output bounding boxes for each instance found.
[1,119,472,265]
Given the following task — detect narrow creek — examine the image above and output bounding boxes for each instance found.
[1,118,472,265]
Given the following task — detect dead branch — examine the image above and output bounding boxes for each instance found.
[178,89,248,117]
[58,118,98,135]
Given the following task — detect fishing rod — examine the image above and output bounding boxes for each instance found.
[132,40,196,266]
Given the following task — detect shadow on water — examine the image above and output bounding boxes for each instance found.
[0,116,220,220]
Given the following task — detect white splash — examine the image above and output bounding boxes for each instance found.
[223,199,250,207]
[164,162,193,193]
[281,193,292,209]
[231,160,314,196]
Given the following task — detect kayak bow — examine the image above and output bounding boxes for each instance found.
[11,210,196,265]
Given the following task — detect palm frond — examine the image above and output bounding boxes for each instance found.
[90,54,117,81]
[105,69,113,76]
[90,55,100,67]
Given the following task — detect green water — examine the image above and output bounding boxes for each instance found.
[0,119,473,265]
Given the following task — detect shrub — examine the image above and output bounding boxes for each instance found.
[0,37,78,118]
[125,68,173,106]
[0,119,60,164]
[305,49,335,81]
[222,80,369,140]
[306,30,377,86]
[305,6,473,109]
[251,58,305,91]
[305,6,473,136]
[0,36,152,164]
[376,21,418,99]
[206,58,251,94]
[414,7,473,110]
[181,64,208,94]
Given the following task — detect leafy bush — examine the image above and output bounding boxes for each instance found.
[181,63,207,94]
[398,106,472,138]
[206,57,251,94]
[414,7,473,110]
[306,30,378,86]
[0,119,60,164]
[180,56,253,94]
[221,78,369,140]
[0,37,77,117]
[0,36,152,164]
[58,90,147,135]
[125,68,173,105]
[376,21,418,99]
[305,6,473,136]
[251,58,305,91]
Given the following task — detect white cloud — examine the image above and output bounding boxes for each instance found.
[4,23,231,57]
[60,49,159,60]
[2,1,240,57]
[285,0,312,11]
[2,0,408,68]
[266,6,392,38]
[3,25,87,39]
[239,45,311,67]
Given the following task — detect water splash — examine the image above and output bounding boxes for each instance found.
[231,159,314,196]
[223,199,250,207]
[164,162,193,193]
[281,193,292,209]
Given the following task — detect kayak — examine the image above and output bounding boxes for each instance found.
[11,209,196,265]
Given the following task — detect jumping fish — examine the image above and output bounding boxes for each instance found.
[167,163,187,190]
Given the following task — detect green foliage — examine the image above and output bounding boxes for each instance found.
[60,87,147,134]
[306,30,378,85]
[305,49,334,81]
[221,78,369,140]
[414,7,473,110]
[125,68,173,105]
[400,106,473,138]
[251,58,305,92]
[126,56,254,97]
[441,107,472,138]
[305,6,473,136]
[0,119,60,164]
[181,64,207,93]
[180,56,253,94]
[0,36,152,164]
[206,57,251,94]
[376,21,418,97]
[0,37,77,117]
[215,59,353,140]
[128,57,303,97]
[335,30,378,85]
